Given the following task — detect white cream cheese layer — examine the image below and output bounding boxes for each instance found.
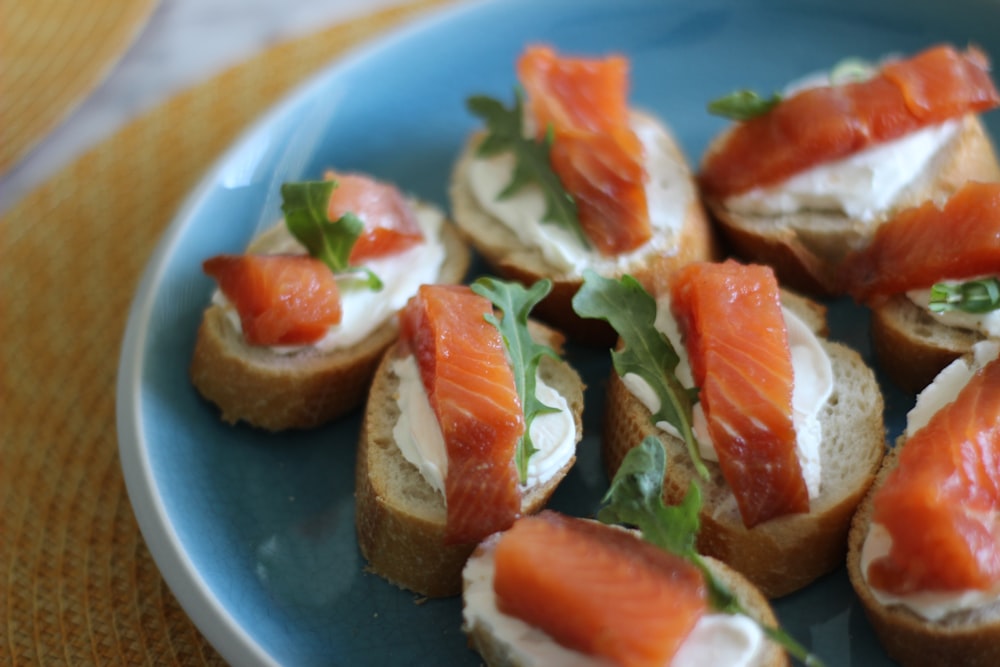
[462,542,764,667]
[723,62,960,224]
[391,355,576,497]
[466,113,695,276]
[214,200,447,352]
[906,282,1000,338]
[906,339,1000,437]
[622,298,832,499]
[726,120,959,222]
[862,339,1000,620]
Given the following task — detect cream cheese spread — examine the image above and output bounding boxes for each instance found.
[391,354,576,497]
[462,542,764,667]
[905,339,1000,438]
[726,120,959,222]
[466,112,695,276]
[623,298,832,499]
[724,63,960,223]
[906,282,1000,338]
[213,199,447,352]
[861,339,1000,620]
[860,523,1000,621]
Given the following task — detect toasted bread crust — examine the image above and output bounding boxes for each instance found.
[355,326,585,598]
[847,442,1000,667]
[703,114,1000,297]
[462,545,788,667]
[450,113,718,345]
[870,294,984,394]
[602,295,885,597]
[189,217,470,431]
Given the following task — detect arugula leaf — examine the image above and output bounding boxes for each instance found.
[928,278,1000,314]
[600,438,826,667]
[572,270,708,479]
[471,277,561,483]
[280,180,383,290]
[707,89,782,120]
[466,91,586,246]
[598,436,701,559]
[829,57,874,84]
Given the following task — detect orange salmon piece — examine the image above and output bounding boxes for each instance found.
[493,512,707,667]
[844,181,1000,302]
[518,45,651,255]
[671,260,809,528]
[398,284,524,545]
[324,171,423,263]
[700,45,1000,198]
[867,357,1000,595]
[203,254,341,345]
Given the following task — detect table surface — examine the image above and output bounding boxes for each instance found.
[0,0,420,213]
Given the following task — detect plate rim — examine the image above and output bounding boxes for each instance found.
[114,0,1000,664]
[114,1,498,664]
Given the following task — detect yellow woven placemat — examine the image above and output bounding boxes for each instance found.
[0,0,159,173]
[0,0,452,663]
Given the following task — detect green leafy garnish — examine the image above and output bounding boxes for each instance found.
[280,180,382,290]
[472,277,561,483]
[600,437,826,667]
[598,436,702,561]
[707,89,782,120]
[572,270,707,479]
[466,91,586,246]
[929,278,1000,314]
[829,57,874,84]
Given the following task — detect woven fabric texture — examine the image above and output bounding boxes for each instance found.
[1,0,159,173]
[0,1,450,663]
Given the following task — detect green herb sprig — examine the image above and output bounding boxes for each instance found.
[466,91,586,246]
[707,89,782,120]
[928,278,1000,314]
[600,437,826,667]
[572,270,707,479]
[280,180,382,290]
[472,277,561,483]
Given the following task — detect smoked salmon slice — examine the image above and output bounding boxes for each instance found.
[493,511,707,667]
[203,253,342,345]
[518,45,651,255]
[323,171,423,263]
[843,181,1000,302]
[670,260,809,527]
[700,45,1000,198]
[398,284,524,545]
[867,357,1000,594]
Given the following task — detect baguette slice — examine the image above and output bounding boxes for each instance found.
[450,112,717,345]
[870,294,985,394]
[463,533,788,667]
[354,323,585,598]
[847,441,1000,667]
[602,292,885,597]
[703,114,1000,297]
[189,207,470,431]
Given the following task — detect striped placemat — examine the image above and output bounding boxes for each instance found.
[1,0,159,173]
[0,0,452,663]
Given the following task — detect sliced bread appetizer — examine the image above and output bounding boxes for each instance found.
[699,44,1000,296]
[190,172,470,430]
[842,181,1000,393]
[574,261,884,597]
[354,279,584,597]
[847,340,1000,667]
[462,439,825,667]
[450,44,716,344]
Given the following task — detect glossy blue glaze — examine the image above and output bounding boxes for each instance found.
[117,0,1000,664]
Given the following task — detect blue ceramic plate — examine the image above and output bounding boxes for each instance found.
[116,0,1000,664]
